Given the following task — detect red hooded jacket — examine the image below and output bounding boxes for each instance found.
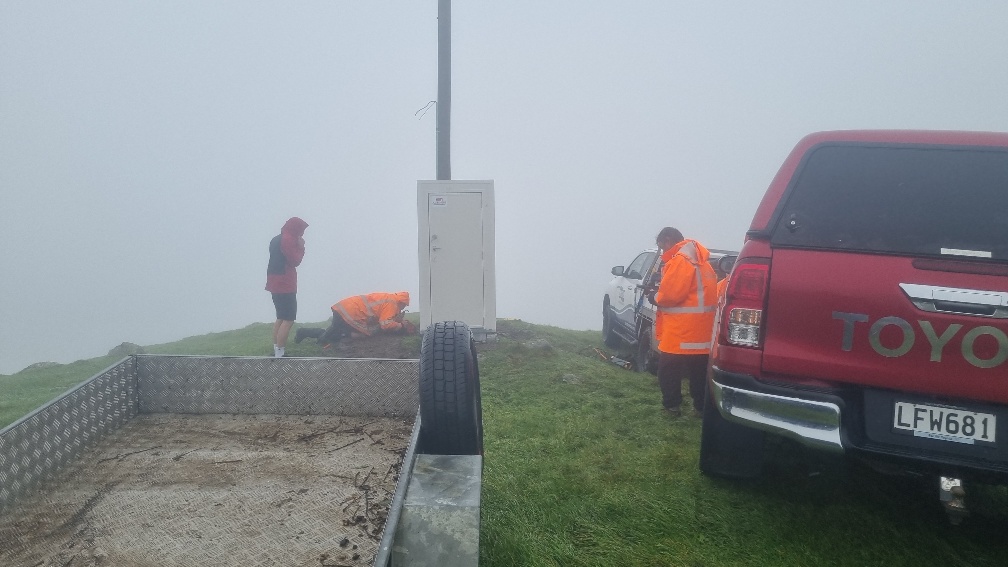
[265,217,308,294]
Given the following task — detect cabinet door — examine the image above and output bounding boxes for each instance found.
[427,191,485,326]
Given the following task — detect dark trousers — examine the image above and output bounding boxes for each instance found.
[319,310,353,344]
[657,352,709,410]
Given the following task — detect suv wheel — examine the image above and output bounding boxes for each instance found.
[602,298,619,347]
[636,324,658,374]
[699,385,765,478]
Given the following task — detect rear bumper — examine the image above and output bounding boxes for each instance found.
[710,368,845,453]
[709,366,1008,479]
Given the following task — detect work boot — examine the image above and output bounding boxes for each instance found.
[297,327,326,343]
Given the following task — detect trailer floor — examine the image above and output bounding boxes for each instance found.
[0,413,413,567]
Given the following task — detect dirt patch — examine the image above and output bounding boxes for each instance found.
[1,414,412,567]
[493,319,537,343]
[297,328,421,360]
[296,319,541,359]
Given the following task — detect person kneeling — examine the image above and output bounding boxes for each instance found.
[295,291,416,348]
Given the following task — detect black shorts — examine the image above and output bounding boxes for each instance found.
[272,293,297,321]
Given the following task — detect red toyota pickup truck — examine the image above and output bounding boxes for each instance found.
[701,130,1008,520]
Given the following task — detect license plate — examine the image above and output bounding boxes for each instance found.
[893,402,996,446]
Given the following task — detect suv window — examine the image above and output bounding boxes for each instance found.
[770,144,1008,262]
[626,252,656,280]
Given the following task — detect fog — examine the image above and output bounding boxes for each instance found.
[3,2,1008,374]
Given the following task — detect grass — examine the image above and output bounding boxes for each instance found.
[0,355,124,428]
[3,319,1008,565]
[480,321,1008,567]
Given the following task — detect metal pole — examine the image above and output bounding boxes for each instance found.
[436,0,451,180]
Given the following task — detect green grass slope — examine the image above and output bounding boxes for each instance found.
[478,321,1008,567]
[0,356,124,428]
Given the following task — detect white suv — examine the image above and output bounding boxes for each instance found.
[603,247,736,372]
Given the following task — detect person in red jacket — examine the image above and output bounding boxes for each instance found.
[649,227,718,417]
[265,217,308,357]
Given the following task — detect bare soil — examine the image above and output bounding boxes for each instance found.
[300,329,420,360]
[0,413,413,567]
[299,318,536,360]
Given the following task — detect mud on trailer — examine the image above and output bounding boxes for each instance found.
[0,321,483,567]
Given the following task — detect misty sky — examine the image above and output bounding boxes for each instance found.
[3,2,1008,374]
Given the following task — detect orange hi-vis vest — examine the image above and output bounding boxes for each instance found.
[653,240,718,355]
[332,292,410,336]
[717,276,729,302]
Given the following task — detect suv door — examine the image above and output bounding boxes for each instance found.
[611,251,657,337]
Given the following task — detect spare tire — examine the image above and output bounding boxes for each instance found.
[418,321,484,455]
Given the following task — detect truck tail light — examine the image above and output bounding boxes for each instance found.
[728,308,762,347]
[721,260,770,348]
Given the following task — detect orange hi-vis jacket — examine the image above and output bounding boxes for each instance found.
[332,292,410,336]
[717,276,729,302]
[653,240,718,355]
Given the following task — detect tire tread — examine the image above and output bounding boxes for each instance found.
[418,321,483,455]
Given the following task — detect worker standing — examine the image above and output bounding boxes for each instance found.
[716,273,730,304]
[265,217,308,358]
[649,227,718,417]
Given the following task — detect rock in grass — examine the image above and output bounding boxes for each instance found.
[522,339,553,352]
[107,342,145,357]
[17,361,62,374]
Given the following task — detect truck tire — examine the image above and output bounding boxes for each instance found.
[698,384,765,478]
[419,321,484,455]
[602,298,619,347]
[636,324,658,374]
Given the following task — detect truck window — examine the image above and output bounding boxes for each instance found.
[626,252,655,280]
[770,144,1008,261]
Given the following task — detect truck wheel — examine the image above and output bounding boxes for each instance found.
[602,298,619,347]
[636,325,658,374]
[419,321,484,455]
[699,384,765,478]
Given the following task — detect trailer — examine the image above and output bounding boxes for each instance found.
[0,322,483,567]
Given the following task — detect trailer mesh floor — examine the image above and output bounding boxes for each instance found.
[0,413,412,567]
